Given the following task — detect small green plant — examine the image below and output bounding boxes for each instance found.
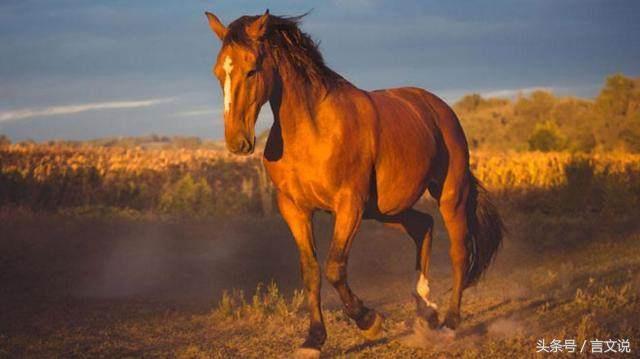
[217,289,241,318]
[215,281,305,320]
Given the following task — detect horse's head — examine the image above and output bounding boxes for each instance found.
[205,10,275,155]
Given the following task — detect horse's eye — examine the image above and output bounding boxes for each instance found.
[246,69,257,78]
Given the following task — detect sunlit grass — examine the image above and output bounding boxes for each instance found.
[2,144,639,217]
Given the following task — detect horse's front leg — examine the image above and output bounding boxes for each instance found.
[277,193,325,358]
[325,193,384,341]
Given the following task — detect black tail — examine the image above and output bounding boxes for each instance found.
[463,173,504,288]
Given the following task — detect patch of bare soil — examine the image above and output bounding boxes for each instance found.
[1,207,639,357]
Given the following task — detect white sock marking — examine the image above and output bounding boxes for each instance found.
[416,273,438,309]
[222,56,233,114]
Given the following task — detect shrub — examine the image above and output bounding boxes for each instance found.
[159,174,214,217]
[528,123,567,152]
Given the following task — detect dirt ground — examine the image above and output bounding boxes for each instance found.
[1,203,639,358]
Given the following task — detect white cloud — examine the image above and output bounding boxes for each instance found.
[174,108,221,117]
[0,97,173,122]
[480,86,553,99]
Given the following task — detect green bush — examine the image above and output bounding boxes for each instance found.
[528,123,567,152]
[159,174,214,217]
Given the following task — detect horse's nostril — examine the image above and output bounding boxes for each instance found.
[240,138,250,151]
[228,136,253,154]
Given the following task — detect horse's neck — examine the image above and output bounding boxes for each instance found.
[269,73,325,144]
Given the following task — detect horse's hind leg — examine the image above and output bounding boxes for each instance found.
[325,195,384,341]
[437,173,471,330]
[379,209,439,328]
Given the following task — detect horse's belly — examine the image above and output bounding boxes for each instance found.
[374,153,434,215]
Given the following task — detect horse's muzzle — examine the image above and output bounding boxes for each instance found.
[227,135,255,155]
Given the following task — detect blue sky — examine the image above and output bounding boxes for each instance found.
[1,0,638,141]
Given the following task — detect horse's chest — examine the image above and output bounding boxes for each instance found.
[263,154,337,210]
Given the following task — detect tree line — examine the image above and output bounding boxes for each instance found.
[455,73,640,152]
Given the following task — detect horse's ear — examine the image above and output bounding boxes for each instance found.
[205,11,227,41]
[246,9,270,41]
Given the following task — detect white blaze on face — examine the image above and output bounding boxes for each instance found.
[416,273,438,309]
[222,55,234,114]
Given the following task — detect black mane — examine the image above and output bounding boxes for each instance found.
[224,13,344,89]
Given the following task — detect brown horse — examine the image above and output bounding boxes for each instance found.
[205,10,503,357]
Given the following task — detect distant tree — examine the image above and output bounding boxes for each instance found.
[571,131,597,153]
[596,73,635,117]
[0,134,11,146]
[19,139,36,146]
[551,98,592,128]
[619,128,640,153]
[514,91,555,121]
[455,94,484,112]
[528,122,567,152]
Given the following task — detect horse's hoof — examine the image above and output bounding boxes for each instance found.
[417,307,439,330]
[442,311,461,330]
[414,294,439,329]
[437,326,456,341]
[292,347,321,359]
[360,311,384,341]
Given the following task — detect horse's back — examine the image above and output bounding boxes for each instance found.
[368,87,467,214]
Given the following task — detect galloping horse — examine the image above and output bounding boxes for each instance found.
[205,10,503,357]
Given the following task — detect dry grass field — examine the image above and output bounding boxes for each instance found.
[2,144,639,215]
